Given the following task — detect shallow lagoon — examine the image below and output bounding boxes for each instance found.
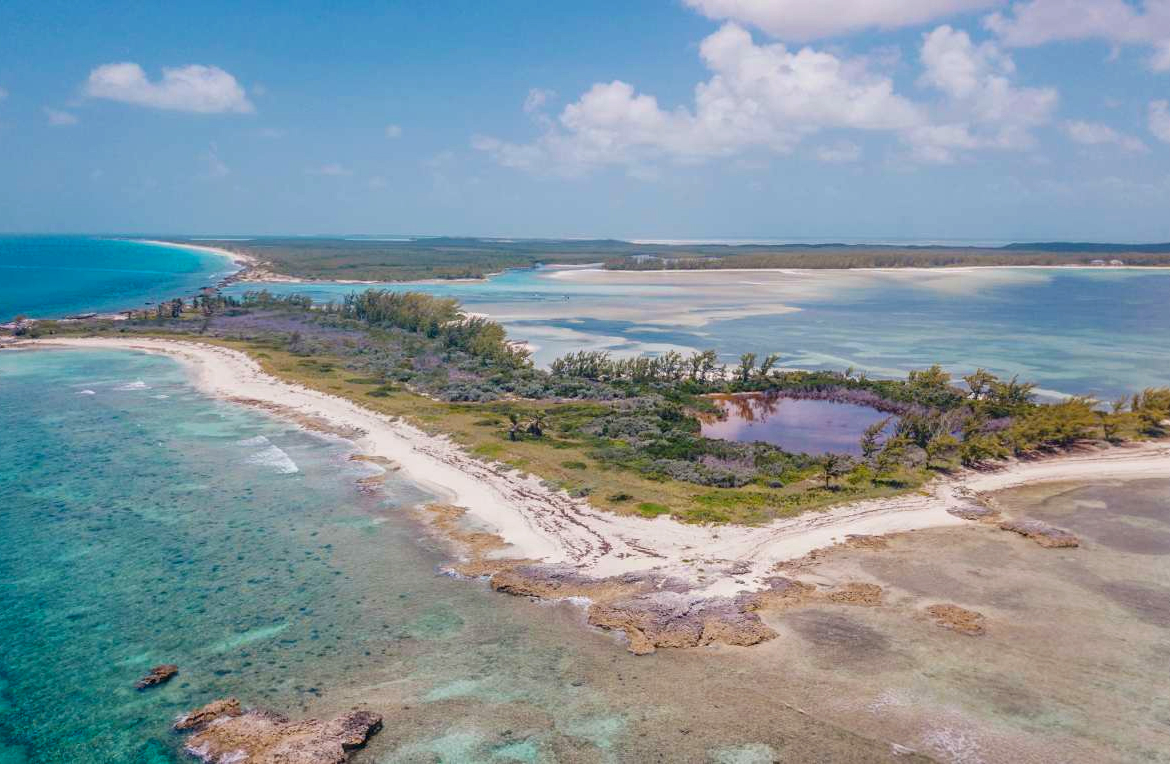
[699,394,894,456]
[226,265,1170,399]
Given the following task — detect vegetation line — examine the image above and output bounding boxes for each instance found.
[11,288,1169,525]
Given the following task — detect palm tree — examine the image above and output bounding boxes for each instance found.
[527,411,547,438]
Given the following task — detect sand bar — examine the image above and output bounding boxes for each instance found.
[12,337,1170,598]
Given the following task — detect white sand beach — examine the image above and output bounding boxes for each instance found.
[17,337,1170,598]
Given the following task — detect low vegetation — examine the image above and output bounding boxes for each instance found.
[161,236,1170,282]
[21,288,1170,524]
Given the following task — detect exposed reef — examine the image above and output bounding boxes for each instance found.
[135,664,178,690]
[175,698,381,764]
[998,519,1080,548]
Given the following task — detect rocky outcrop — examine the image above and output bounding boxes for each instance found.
[925,604,986,635]
[135,664,178,689]
[174,698,243,731]
[587,591,777,655]
[176,699,382,764]
[998,519,1079,548]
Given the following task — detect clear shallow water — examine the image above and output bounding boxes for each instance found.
[699,395,894,456]
[0,237,234,320]
[0,348,903,763]
[226,266,1170,399]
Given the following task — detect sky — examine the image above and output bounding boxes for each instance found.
[1,0,1169,242]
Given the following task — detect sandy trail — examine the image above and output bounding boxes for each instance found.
[14,337,1170,597]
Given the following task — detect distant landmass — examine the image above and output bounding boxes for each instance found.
[159,235,1170,281]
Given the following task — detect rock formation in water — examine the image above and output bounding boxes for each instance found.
[135,664,178,689]
[998,519,1079,548]
[587,590,777,655]
[174,698,382,764]
[174,698,243,731]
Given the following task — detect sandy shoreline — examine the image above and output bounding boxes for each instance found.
[12,336,1170,599]
[134,239,257,269]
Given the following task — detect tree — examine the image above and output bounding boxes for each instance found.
[875,436,909,481]
[859,416,892,462]
[757,353,780,380]
[924,433,959,470]
[527,411,547,438]
[820,452,850,490]
[963,369,997,400]
[507,412,523,442]
[737,353,757,384]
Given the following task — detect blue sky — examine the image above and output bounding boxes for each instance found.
[1,0,1169,241]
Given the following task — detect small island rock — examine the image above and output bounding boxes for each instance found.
[135,664,178,690]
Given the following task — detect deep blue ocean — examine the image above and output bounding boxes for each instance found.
[0,237,234,320]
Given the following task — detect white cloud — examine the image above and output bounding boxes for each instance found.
[1062,120,1147,151]
[476,24,922,175]
[1151,100,1170,143]
[85,63,253,113]
[523,88,555,114]
[45,107,78,126]
[308,163,352,176]
[909,25,1057,160]
[986,0,1170,71]
[684,0,1000,41]
[385,123,402,138]
[814,141,863,162]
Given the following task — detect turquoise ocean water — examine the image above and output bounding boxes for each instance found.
[0,348,901,763]
[0,237,234,320]
[224,266,1170,399]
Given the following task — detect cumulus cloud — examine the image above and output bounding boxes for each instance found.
[475,24,921,174]
[85,63,253,113]
[478,22,1059,174]
[684,0,1000,41]
[1151,100,1170,142]
[1062,120,1147,151]
[385,123,402,138]
[45,108,78,126]
[909,25,1057,160]
[986,0,1170,71]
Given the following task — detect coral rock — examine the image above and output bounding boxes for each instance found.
[998,519,1079,548]
[179,703,382,764]
[174,698,243,731]
[135,664,178,690]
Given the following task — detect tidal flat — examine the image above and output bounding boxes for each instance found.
[226,264,1170,399]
